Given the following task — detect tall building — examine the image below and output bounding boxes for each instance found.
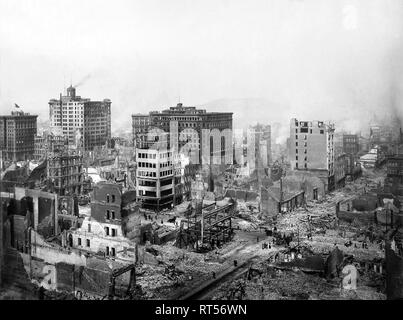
[289,118,335,191]
[132,114,151,146]
[250,123,272,168]
[0,110,38,161]
[135,139,176,211]
[343,134,359,155]
[49,86,111,151]
[47,152,84,196]
[384,154,403,196]
[132,103,233,165]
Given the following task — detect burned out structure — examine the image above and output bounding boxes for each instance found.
[177,199,236,251]
[68,182,137,259]
[289,118,335,192]
[33,131,66,161]
[384,154,403,197]
[176,175,237,251]
[46,153,84,196]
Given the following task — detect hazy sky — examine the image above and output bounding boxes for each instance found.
[1,0,403,134]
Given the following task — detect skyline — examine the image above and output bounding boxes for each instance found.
[1,0,403,135]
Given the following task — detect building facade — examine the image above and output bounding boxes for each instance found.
[0,110,38,161]
[251,123,272,169]
[132,114,151,146]
[132,103,233,165]
[47,153,84,196]
[68,182,136,260]
[335,153,347,188]
[289,118,335,192]
[49,86,111,151]
[135,141,176,211]
[384,155,403,196]
[343,134,359,155]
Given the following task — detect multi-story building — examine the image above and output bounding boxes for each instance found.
[289,118,335,192]
[132,103,233,165]
[384,154,403,196]
[68,182,136,260]
[47,152,84,196]
[251,123,272,168]
[335,153,347,188]
[133,103,232,210]
[343,134,359,155]
[132,114,152,146]
[33,131,66,161]
[135,139,176,211]
[49,86,111,151]
[0,110,38,161]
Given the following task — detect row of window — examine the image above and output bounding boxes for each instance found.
[106,209,116,219]
[138,171,157,177]
[138,153,157,159]
[105,227,118,237]
[138,162,157,168]
[295,156,308,161]
[77,237,90,247]
[106,194,116,203]
[76,238,116,257]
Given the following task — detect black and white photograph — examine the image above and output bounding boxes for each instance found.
[0,0,403,309]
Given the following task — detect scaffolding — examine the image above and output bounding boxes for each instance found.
[176,200,236,252]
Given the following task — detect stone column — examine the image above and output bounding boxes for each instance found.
[33,196,39,230]
[54,195,58,235]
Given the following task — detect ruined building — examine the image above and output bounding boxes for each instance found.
[49,86,111,151]
[0,110,38,161]
[289,118,335,192]
[26,151,84,196]
[47,153,84,196]
[250,123,272,174]
[68,182,136,260]
[343,134,359,155]
[384,154,403,197]
[33,131,67,161]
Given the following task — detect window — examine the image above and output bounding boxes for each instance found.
[105,227,109,236]
[111,211,115,219]
[106,194,110,203]
[88,224,91,232]
[295,142,298,146]
[106,246,110,256]
[111,248,116,257]
[78,238,81,246]
[320,130,324,134]
[111,195,115,203]
[111,228,117,237]
[86,239,90,247]
[296,149,298,154]
[296,163,299,168]
[296,156,298,160]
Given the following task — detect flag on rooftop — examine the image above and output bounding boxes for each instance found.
[14,103,20,109]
